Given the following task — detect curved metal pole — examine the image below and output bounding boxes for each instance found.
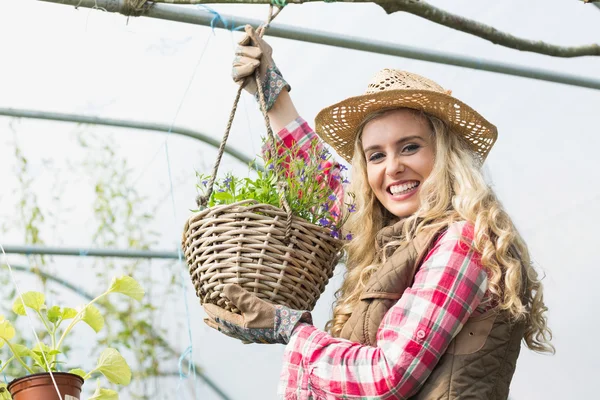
[0,108,263,171]
[7,264,232,400]
[37,0,600,91]
[2,245,179,259]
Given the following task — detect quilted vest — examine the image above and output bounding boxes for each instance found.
[339,221,525,400]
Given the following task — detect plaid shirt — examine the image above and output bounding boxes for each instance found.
[274,119,490,399]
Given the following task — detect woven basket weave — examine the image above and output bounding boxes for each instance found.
[182,200,343,313]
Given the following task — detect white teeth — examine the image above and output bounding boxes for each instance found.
[389,181,419,195]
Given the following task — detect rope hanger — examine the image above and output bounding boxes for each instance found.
[196,4,294,240]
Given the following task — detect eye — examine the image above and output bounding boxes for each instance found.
[367,152,385,162]
[402,144,420,153]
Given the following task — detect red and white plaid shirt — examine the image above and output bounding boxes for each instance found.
[274,118,490,399]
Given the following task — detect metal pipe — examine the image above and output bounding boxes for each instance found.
[0,108,261,170]
[2,244,180,259]
[8,263,232,400]
[38,0,600,91]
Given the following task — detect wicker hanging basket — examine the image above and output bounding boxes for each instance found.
[181,7,343,313]
[182,200,342,312]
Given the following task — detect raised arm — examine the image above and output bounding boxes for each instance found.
[232,25,344,217]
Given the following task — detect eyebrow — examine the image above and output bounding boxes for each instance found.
[362,135,425,154]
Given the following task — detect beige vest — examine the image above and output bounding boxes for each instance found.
[339,222,525,400]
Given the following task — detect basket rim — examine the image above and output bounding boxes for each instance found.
[184,199,344,245]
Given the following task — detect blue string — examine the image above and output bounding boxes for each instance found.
[271,0,287,7]
[160,31,215,400]
[177,345,194,382]
[196,5,246,33]
[166,141,198,398]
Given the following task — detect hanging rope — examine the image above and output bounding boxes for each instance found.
[121,0,149,17]
[196,5,293,239]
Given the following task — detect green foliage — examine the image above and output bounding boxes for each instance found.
[77,131,180,398]
[0,383,10,400]
[197,137,355,239]
[5,118,198,399]
[0,276,145,398]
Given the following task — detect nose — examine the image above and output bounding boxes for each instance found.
[385,155,405,177]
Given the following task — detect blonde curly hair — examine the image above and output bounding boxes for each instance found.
[327,108,554,354]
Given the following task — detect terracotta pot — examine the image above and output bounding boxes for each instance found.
[7,372,84,400]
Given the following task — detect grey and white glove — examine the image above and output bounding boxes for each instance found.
[232,25,290,111]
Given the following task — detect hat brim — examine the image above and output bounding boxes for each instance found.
[314,89,498,164]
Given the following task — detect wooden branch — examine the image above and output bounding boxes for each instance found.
[127,0,600,57]
[379,0,600,58]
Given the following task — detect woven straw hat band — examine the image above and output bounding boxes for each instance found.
[315,69,498,164]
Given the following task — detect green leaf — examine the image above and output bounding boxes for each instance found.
[47,305,62,323]
[12,343,32,357]
[0,316,15,342]
[81,305,104,333]
[96,348,131,386]
[32,342,52,354]
[12,292,46,315]
[108,276,145,302]
[14,343,42,368]
[89,386,119,400]
[214,191,233,202]
[68,368,87,379]
[62,307,78,320]
[0,382,11,400]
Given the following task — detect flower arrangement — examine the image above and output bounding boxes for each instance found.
[0,276,144,400]
[196,137,355,240]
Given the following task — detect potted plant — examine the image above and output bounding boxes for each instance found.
[0,275,144,400]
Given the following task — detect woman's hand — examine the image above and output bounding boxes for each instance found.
[203,284,312,344]
[232,25,290,112]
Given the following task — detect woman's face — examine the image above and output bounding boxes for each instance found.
[361,109,436,218]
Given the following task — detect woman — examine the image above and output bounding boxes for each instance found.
[204,26,554,399]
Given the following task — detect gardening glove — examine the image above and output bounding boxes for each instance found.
[232,25,290,111]
[203,284,311,344]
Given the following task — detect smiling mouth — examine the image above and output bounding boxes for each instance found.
[388,181,420,196]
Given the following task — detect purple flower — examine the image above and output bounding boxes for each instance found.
[331,230,340,239]
[318,218,329,227]
[223,177,232,186]
[267,163,274,170]
[345,233,353,240]
[339,164,348,171]
[348,204,356,213]
[328,194,336,201]
[331,211,339,218]
[217,189,225,193]
[202,180,208,187]
[343,179,350,184]
[300,176,306,182]
[321,203,329,212]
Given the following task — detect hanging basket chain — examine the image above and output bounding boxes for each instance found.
[196,5,293,239]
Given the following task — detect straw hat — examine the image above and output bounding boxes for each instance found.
[314,69,498,164]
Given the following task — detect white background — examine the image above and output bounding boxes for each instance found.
[0,0,599,399]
